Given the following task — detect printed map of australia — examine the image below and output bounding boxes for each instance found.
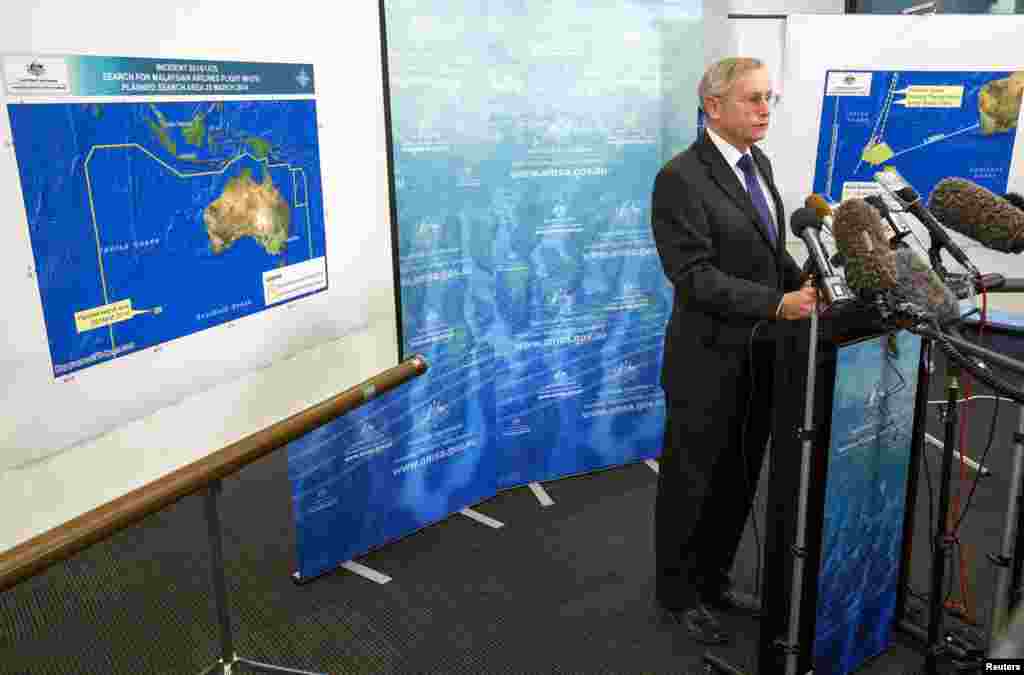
[7,99,326,376]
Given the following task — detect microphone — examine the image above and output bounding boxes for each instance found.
[805,194,834,229]
[863,194,912,248]
[805,194,847,267]
[874,167,980,277]
[890,246,961,327]
[790,206,855,307]
[928,177,1024,254]
[834,198,961,327]
[832,197,899,302]
[1004,192,1024,212]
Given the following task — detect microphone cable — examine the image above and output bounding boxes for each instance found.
[944,292,985,620]
[742,318,769,601]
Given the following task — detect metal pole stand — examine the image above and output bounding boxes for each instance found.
[988,406,1024,646]
[703,309,823,675]
[775,305,821,675]
[199,479,326,675]
[922,361,962,675]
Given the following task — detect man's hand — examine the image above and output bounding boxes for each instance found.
[778,285,819,320]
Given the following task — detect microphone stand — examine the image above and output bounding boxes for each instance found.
[704,301,823,675]
[922,353,961,675]
[989,408,1024,650]
[780,299,821,675]
[922,325,1024,652]
[908,323,1024,671]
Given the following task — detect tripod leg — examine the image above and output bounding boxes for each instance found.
[926,367,961,674]
[991,408,1024,643]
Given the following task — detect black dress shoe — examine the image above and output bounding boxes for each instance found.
[657,604,731,645]
[702,588,762,617]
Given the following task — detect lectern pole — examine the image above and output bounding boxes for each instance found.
[779,305,821,675]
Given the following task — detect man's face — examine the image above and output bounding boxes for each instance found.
[704,66,774,152]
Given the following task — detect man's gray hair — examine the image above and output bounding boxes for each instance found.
[698,57,766,102]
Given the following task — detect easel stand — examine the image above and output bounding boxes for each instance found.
[199,480,325,675]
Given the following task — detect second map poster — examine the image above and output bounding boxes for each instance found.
[812,69,1023,203]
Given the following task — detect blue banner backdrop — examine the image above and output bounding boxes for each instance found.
[288,0,702,578]
[289,345,497,581]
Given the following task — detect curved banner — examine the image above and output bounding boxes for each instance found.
[288,345,496,581]
[386,0,701,488]
[288,0,702,578]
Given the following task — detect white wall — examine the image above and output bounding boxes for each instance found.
[0,1,398,553]
[727,0,843,13]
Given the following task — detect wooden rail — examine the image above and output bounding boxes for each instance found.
[0,355,428,593]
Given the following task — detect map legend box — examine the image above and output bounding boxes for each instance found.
[263,257,327,306]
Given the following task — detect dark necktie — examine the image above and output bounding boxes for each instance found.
[737,153,777,246]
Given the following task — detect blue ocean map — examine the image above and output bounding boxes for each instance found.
[7,99,327,376]
[812,70,1023,204]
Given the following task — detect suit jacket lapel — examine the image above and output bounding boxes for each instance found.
[698,134,777,250]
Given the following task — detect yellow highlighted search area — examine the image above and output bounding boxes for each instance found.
[896,85,964,108]
[74,299,135,333]
[861,141,895,166]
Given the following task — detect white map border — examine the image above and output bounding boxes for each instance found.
[0,91,366,470]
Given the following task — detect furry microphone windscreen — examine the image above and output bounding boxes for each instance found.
[1004,191,1024,212]
[928,177,1024,254]
[890,247,961,326]
[832,198,899,299]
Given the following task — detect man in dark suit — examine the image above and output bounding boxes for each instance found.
[650,57,819,644]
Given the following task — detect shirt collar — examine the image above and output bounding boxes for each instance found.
[706,124,749,171]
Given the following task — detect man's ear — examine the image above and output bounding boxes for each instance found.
[702,96,720,121]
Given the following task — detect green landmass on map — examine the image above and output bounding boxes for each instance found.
[203,168,290,255]
[146,117,177,156]
[183,113,206,147]
[979,72,1024,135]
[244,137,272,159]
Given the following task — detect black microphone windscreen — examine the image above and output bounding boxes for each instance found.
[790,207,820,237]
[833,198,899,298]
[1005,192,1024,212]
[928,178,1024,254]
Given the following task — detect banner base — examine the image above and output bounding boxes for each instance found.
[528,482,554,507]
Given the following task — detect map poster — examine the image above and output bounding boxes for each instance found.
[812,69,1024,204]
[0,54,355,467]
[814,332,923,675]
[288,345,497,581]
[5,56,326,377]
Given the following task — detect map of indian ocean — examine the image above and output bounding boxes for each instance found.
[7,99,327,376]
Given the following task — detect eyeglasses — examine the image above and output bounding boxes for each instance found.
[717,91,781,108]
